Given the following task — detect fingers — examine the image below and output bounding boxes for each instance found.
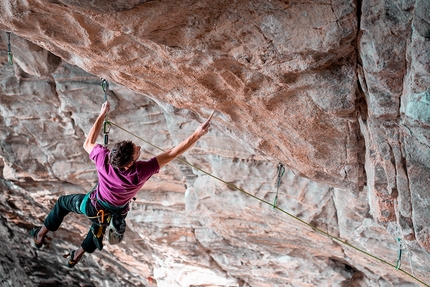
[202,111,215,128]
[101,101,110,114]
[203,122,210,132]
[200,125,210,136]
[208,110,215,121]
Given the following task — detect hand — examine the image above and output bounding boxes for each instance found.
[100,101,110,116]
[194,111,214,138]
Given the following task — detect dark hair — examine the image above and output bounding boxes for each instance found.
[109,140,134,168]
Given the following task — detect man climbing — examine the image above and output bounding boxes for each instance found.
[30,100,213,267]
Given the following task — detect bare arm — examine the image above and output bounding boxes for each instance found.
[83,101,110,154]
[156,111,214,169]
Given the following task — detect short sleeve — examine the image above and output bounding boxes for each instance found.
[136,157,160,181]
[89,144,109,169]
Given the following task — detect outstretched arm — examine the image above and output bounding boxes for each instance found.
[156,111,214,169]
[83,101,110,154]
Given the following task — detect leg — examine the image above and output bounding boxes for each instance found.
[66,245,86,268]
[35,225,49,244]
[44,194,86,231]
[67,207,106,267]
[81,199,107,253]
[74,246,85,259]
[81,221,107,253]
[33,194,85,246]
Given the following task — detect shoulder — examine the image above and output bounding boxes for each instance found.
[136,157,160,175]
[90,144,109,160]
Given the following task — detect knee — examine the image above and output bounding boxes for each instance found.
[82,244,96,254]
[57,195,68,204]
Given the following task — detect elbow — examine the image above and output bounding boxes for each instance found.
[156,150,177,169]
[83,141,93,154]
[83,140,89,151]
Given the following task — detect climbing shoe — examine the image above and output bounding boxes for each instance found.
[30,226,48,249]
[64,250,83,268]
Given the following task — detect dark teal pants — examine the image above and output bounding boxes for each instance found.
[43,193,106,253]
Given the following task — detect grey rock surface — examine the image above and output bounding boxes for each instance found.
[0,0,429,286]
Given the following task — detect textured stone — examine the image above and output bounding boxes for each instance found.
[359,0,430,260]
[0,0,430,286]
[0,0,363,192]
[413,0,430,39]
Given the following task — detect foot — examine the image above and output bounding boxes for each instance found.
[30,226,49,248]
[65,248,85,268]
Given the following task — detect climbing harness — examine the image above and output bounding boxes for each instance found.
[6,31,13,65]
[396,237,403,270]
[79,183,118,248]
[91,196,128,246]
[101,79,111,147]
[82,184,129,247]
[273,163,285,208]
[95,209,105,237]
[100,119,428,287]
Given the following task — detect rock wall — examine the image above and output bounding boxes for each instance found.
[0,0,429,286]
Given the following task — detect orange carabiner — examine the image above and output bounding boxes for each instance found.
[97,209,105,224]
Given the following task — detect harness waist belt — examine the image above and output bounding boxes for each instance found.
[79,184,128,216]
[96,192,128,213]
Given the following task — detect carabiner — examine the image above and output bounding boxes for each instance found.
[101,78,109,102]
[103,120,111,134]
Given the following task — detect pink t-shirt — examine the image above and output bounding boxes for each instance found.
[89,144,160,207]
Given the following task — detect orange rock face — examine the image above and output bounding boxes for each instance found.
[0,0,429,286]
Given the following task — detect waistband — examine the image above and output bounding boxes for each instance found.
[95,192,128,213]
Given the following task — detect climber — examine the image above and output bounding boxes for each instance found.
[30,100,214,267]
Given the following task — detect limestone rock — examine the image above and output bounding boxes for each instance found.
[0,0,363,192]
[0,0,429,286]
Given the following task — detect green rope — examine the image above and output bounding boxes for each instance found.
[107,120,429,287]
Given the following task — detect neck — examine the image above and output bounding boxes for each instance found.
[123,161,134,170]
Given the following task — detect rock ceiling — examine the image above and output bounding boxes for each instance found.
[0,0,429,286]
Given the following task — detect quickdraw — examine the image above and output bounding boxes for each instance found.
[101,78,111,147]
[6,32,13,65]
[396,237,402,270]
[273,163,285,208]
[101,78,109,102]
[103,120,111,147]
